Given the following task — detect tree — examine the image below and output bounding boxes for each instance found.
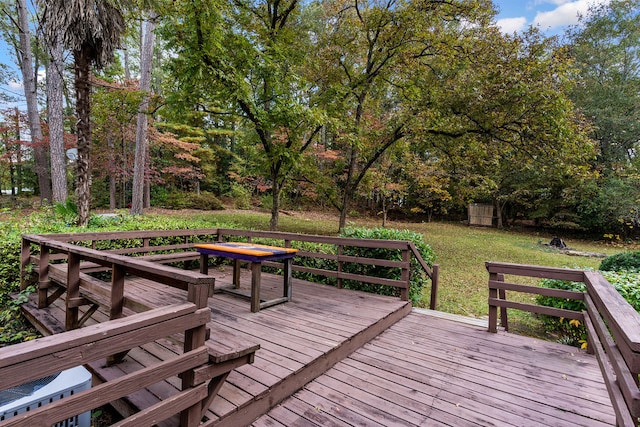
[16,0,51,202]
[43,0,129,226]
[44,18,68,203]
[307,0,493,230]
[0,108,29,196]
[131,10,158,215]
[564,1,640,234]
[403,151,452,223]
[407,26,595,227]
[567,0,640,173]
[160,0,322,230]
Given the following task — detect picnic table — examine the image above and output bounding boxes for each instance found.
[195,242,298,312]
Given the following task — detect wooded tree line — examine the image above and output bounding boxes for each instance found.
[0,0,638,235]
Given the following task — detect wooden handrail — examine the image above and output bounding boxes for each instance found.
[22,228,439,307]
[0,303,213,427]
[485,261,640,426]
[13,232,263,426]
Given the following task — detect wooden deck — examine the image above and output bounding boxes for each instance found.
[256,312,615,426]
[23,266,615,426]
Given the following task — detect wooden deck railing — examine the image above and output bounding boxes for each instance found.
[486,262,640,427]
[22,228,439,308]
[8,234,257,427]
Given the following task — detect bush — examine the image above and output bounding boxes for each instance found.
[166,191,224,210]
[0,287,38,346]
[230,184,252,210]
[536,279,587,347]
[290,241,338,286]
[537,271,640,347]
[339,227,436,305]
[189,192,225,210]
[599,251,640,272]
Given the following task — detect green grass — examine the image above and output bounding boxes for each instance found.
[182,209,621,320]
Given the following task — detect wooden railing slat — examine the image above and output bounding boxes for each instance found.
[112,383,208,427]
[0,348,209,427]
[584,271,640,353]
[1,307,210,390]
[485,262,585,282]
[486,261,640,426]
[488,298,584,320]
[488,279,585,300]
[0,303,196,368]
[585,315,637,427]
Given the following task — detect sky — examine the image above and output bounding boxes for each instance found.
[492,0,611,35]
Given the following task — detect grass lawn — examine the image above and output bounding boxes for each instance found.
[178,208,624,322]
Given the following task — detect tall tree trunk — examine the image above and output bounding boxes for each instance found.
[131,12,157,215]
[17,0,51,203]
[494,198,503,229]
[270,168,280,231]
[74,47,93,226]
[338,146,357,231]
[15,108,23,195]
[108,130,116,210]
[46,31,67,203]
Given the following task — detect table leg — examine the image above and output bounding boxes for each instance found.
[200,253,209,274]
[250,262,261,313]
[233,259,241,288]
[284,258,292,301]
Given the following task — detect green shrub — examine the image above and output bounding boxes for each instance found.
[536,279,587,347]
[259,195,273,211]
[537,271,640,347]
[339,227,436,305]
[0,287,38,346]
[53,199,78,225]
[189,192,225,210]
[599,251,640,272]
[166,191,224,210]
[290,241,338,286]
[230,184,252,209]
[603,270,640,311]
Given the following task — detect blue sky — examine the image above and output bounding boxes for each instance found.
[492,0,611,35]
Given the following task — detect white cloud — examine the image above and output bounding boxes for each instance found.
[496,17,528,34]
[8,79,23,90]
[533,0,612,30]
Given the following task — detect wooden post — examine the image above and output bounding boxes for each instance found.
[199,253,209,275]
[110,264,125,320]
[20,238,33,290]
[233,259,241,288]
[106,263,129,365]
[488,271,498,333]
[337,245,343,289]
[65,251,81,330]
[429,264,439,310]
[250,262,261,313]
[284,258,293,300]
[498,273,508,331]
[180,282,211,426]
[400,248,410,301]
[37,244,51,308]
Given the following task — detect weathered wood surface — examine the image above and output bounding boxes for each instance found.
[485,262,640,425]
[23,266,410,426]
[256,311,616,427]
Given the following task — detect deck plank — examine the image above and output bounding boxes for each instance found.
[255,311,616,427]
[20,263,615,427]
